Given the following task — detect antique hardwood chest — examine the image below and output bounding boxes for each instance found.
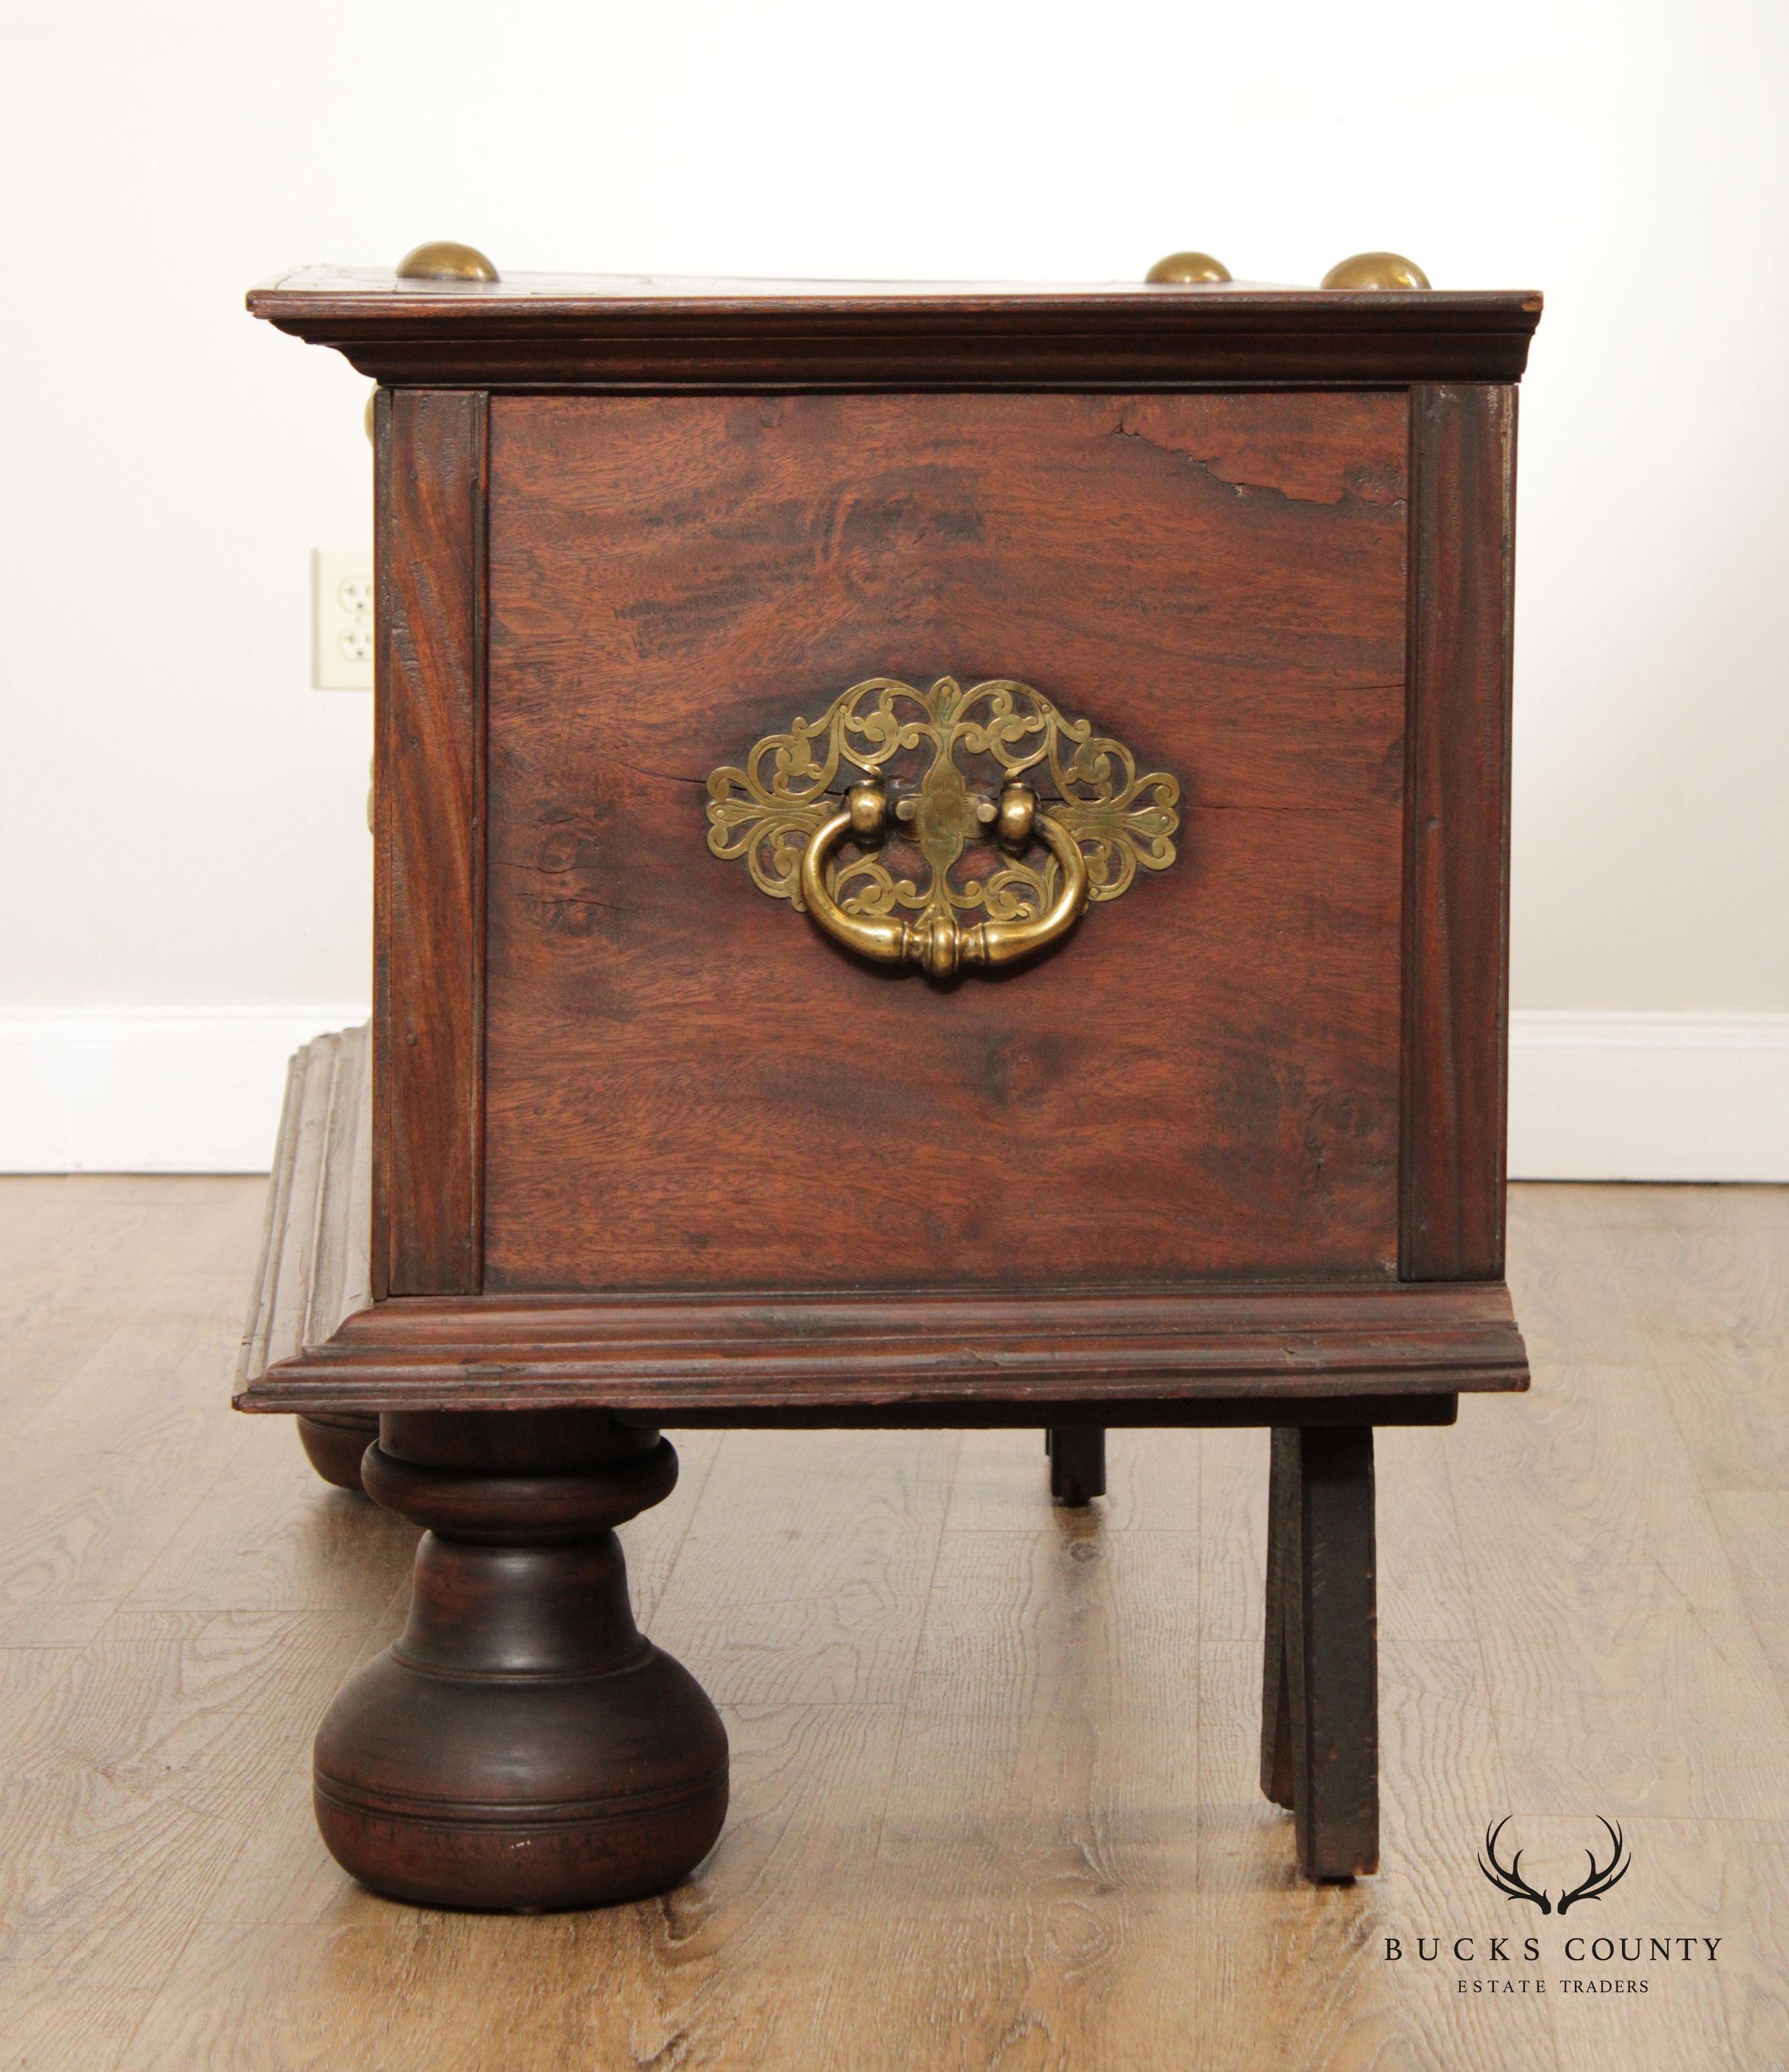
[242,248,1540,1910]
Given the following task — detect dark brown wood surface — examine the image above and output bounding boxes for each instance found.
[294,1411,377,1491]
[481,391,1410,1295]
[1264,1424,1379,1876]
[247,270,1542,388]
[1046,1424,1107,1505]
[237,1275,1524,1411]
[1400,384,1518,1279]
[236,1034,1526,1414]
[242,277,1542,1915]
[1260,1428,1298,1811]
[376,391,486,1296]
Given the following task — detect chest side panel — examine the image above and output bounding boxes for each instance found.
[482,391,1408,1293]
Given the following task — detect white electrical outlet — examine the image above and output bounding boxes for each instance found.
[313,546,375,690]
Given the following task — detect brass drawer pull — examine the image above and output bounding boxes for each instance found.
[800,780,1088,978]
[706,675,1179,980]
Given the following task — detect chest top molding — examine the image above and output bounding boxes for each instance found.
[247,269,1543,389]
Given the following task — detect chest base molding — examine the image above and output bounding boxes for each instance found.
[240,1280,1524,1417]
[238,1030,1526,1418]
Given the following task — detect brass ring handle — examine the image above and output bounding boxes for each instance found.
[798,782,1090,979]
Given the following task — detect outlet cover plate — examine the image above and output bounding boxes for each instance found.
[313,546,374,690]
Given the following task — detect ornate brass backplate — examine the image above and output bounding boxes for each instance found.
[705,676,1180,977]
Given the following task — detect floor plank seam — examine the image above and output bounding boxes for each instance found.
[866,1429,964,1870]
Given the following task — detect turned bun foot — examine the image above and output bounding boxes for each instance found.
[296,1411,379,1493]
[313,1411,727,1912]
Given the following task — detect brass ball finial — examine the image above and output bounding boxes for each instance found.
[1145,251,1233,285]
[846,783,887,844]
[395,240,500,283]
[996,784,1038,850]
[1320,251,1430,290]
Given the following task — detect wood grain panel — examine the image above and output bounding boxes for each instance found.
[482,391,1410,1296]
[375,389,486,1296]
[1401,382,1517,1279]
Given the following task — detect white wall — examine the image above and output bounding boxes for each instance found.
[2,0,1785,1173]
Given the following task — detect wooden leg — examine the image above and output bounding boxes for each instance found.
[1046,1425,1107,1506]
[1262,1424,1378,1879]
[1259,1428,1297,1809]
[296,1411,379,1494]
[313,1409,728,1911]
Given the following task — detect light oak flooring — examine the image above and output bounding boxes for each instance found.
[1,1178,1786,2070]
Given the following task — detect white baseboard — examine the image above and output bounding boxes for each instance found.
[1507,1010,1789,1182]
[0,1007,370,1174]
[1,1005,1784,1182]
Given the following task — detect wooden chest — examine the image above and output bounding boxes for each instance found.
[242,254,1539,1911]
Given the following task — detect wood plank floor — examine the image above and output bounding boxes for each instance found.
[1,1178,1786,2070]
